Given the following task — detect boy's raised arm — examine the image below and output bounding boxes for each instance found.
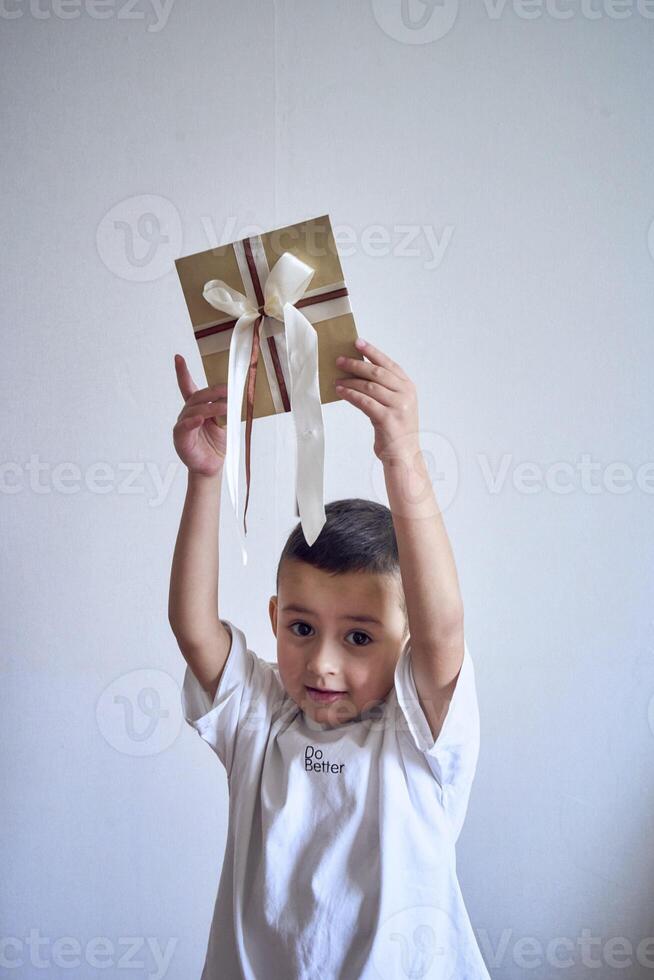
[168,469,231,701]
[168,354,231,702]
[333,338,465,743]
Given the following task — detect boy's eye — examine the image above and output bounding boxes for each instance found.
[346,630,372,647]
[289,621,313,638]
[287,622,372,646]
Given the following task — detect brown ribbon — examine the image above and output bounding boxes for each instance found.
[243,313,262,534]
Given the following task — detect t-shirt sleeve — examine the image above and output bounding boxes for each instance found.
[181,618,285,778]
[393,636,481,836]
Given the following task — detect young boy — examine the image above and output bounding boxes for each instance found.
[169,339,491,979]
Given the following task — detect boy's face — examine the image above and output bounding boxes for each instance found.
[269,559,408,728]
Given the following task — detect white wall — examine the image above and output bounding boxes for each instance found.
[2,1,653,977]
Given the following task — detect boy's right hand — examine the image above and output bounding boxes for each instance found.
[173,354,228,477]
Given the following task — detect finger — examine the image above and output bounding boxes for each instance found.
[337,354,402,392]
[176,413,204,431]
[354,339,411,382]
[178,400,227,423]
[185,383,229,407]
[174,354,199,402]
[336,378,396,407]
[335,384,385,424]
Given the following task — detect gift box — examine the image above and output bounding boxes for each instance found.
[175,214,361,564]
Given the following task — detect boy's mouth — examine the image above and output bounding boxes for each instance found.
[304,685,348,704]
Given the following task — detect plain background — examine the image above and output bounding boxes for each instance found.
[2,1,653,977]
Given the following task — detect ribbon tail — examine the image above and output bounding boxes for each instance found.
[282,302,326,546]
[242,315,263,536]
[224,311,258,567]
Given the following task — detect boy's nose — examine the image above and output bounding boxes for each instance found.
[305,646,342,679]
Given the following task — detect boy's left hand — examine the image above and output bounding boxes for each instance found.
[334,338,421,461]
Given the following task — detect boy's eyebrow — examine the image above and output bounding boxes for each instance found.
[281,603,383,626]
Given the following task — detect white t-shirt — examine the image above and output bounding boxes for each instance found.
[182,619,491,980]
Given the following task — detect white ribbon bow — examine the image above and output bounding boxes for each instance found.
[203,251,326,566]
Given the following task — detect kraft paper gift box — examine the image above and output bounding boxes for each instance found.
[175,214,361,565]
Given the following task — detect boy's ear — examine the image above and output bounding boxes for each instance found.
[269,595,278,636]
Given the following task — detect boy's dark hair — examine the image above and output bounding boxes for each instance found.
[275,498,409,638]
